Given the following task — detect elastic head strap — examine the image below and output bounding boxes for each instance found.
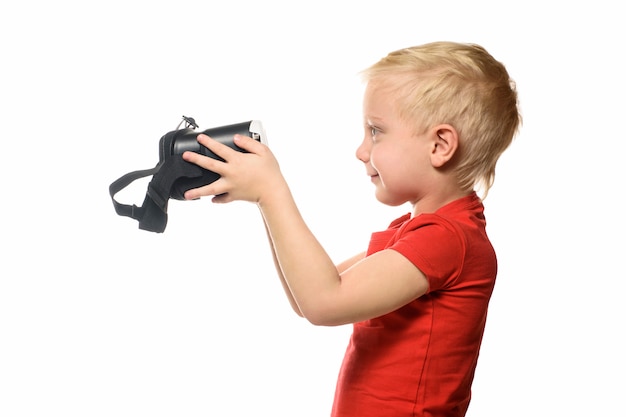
[109,156,204,233]
[109,164,161,222]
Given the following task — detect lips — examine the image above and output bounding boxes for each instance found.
[365,166,379,181]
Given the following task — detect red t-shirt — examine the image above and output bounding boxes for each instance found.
[331,193,497,417]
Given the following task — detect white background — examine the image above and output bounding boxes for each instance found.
[1,1,624,416]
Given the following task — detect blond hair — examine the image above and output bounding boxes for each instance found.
[362,41,522,196]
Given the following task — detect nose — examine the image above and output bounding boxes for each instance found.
[356,136,371,163]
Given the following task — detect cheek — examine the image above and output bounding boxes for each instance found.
[370,146,400,175]
[369,146,385,170]
[372,147,421,186]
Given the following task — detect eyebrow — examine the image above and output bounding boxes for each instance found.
[365,116,385,125]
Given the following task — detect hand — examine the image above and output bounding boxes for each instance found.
[182,133,285,204]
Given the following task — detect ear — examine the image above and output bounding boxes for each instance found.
[429,124,459,168]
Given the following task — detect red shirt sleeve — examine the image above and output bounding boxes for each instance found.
[386,214,466,293]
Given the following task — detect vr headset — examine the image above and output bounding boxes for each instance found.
[109,116,267,233]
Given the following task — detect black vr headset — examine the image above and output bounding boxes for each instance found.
[109,116,267,233]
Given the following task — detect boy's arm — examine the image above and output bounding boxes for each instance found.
[261,209,366,318]
[337,252,367,274]
[183,134,429,326]
[257,182,428,326]
[260,211,303,317]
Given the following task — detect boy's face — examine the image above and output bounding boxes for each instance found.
[357,81,434,207]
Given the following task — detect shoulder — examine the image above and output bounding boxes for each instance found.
[389,208,492,291]
[392,213,468,266]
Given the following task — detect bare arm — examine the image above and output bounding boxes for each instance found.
[337,251,366,274]
[256,183,428,326]
[183,134,429,326]
[260,210,366,318]
[260,209,303,317]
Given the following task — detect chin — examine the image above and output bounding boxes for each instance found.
[374,192,406,207]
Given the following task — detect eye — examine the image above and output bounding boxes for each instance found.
[369,125,379,138]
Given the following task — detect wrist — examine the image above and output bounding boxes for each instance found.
[258,181,297,217]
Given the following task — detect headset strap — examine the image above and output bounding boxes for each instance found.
[109,164,161,222]
[109,156,203,233]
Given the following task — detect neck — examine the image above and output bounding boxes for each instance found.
[411,189,473,217]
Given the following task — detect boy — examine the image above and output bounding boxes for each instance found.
[183,41,521,416]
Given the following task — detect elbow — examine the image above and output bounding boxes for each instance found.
[306,317,338,327]
[292,291,349,326]
[301,308,347,327]
[290,308,331,326]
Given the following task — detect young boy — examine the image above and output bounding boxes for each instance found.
[182,41,521,416]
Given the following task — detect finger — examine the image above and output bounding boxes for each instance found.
[184,179,225,200]
[233,134,267,154]
[211,192,234,204]
[182,149,225,173]
[197,134,239,160]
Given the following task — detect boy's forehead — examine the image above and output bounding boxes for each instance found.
[363,79,426,133]
[365,79,392,94]
[363,81,398,116]
[364,81,391,102]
